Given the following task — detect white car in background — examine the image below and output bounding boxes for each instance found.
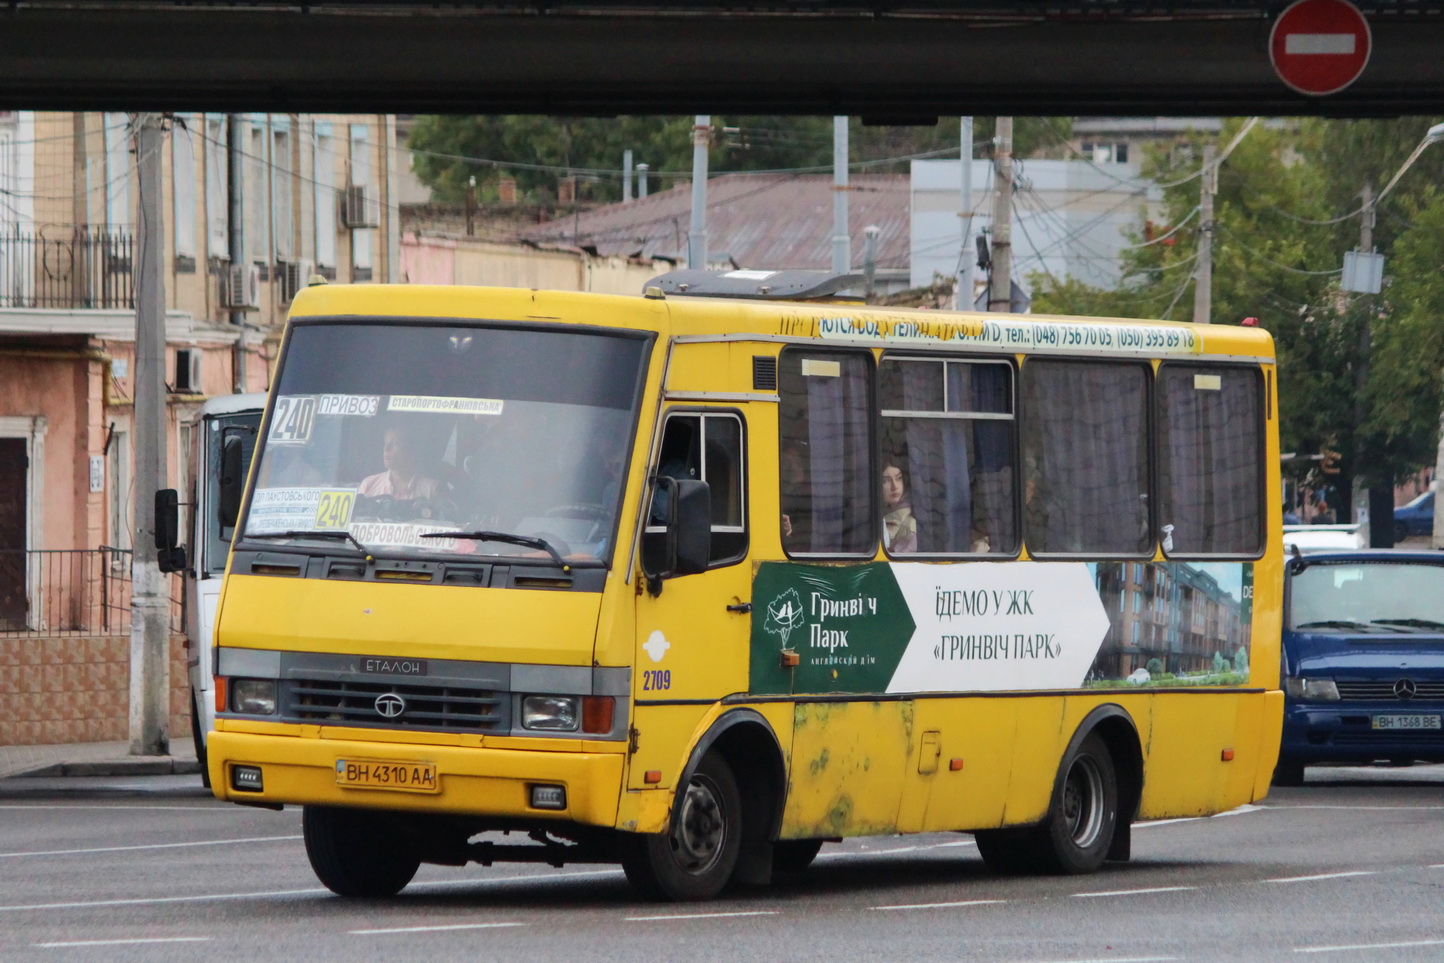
[1283,524,1365,554]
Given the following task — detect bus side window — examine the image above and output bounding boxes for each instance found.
[1021,359,1151,556]
[778,349,875,556]
[654,411,748,567]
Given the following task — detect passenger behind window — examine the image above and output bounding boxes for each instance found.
[780,444,812,551]
[881,460,919,554]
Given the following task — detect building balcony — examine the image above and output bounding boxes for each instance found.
[0,227,134,311]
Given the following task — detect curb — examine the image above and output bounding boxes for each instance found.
[6,758,202,779]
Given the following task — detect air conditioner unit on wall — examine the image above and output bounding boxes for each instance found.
[279,259,314,304]
[225,262,261,310]
[173,348,203,394]
[341,185,378,229]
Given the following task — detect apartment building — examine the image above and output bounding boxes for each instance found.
[0,111,398,746]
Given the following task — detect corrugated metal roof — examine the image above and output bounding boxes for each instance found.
[520,173,911,271]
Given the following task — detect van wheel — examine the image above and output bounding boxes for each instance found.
[1024,733,1119,875]
[622,753,741,901]
[1394,521,1409,544]
[303,806,420,897]
[772,839,824,874]
[1272,757,1306,787]
[189,690,210,790]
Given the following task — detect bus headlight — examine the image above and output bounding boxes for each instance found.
[1284,677,1340,701]
[521,695,580,731]
[231,679,278,715]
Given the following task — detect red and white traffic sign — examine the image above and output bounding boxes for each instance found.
[1270,0,1372,96]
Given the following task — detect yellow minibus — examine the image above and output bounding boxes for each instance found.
[202,272,1283,901]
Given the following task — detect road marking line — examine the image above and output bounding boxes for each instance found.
[1296,938,1444,954]
[1264,871,1378,884]
[0,835,302,858]
[1266,805,1444,811]
[872,899,1005,911]
[627,910,778,922]
[36,937,211,948]
[351,923,525,934]
[1073,886,1197,898]
[0,804,228,812]
[0,869,624,913]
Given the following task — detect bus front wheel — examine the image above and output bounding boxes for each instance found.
[622,753,742,901]
[303,806,421,897]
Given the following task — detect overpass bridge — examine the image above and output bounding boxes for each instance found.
[2,1,1441,116]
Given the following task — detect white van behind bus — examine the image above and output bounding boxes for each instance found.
[182,393,264,784]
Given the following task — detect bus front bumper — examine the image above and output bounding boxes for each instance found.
[208,730,624,826]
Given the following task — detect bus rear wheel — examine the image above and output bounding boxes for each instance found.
[303,806,421,897]
[1034,733,1118,874]
[622,753,741,901]
[977,734,1117,876]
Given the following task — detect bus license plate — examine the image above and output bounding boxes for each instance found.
[336,759,439,793]
[1371,715,1442,731]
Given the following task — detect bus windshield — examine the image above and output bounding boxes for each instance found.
[242,322,649,563]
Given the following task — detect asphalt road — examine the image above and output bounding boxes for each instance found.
[1,765,1442,963]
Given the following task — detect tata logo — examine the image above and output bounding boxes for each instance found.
[375,692,406,718]
[1394,678,1418,700]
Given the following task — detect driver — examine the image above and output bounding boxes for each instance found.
[359,426,443,502]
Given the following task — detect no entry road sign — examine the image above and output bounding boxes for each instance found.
[1270,0,1372,96]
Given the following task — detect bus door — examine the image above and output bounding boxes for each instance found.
[630,408,751,790]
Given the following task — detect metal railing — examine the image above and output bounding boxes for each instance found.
[0,227,135,310]
[0,548,180,637]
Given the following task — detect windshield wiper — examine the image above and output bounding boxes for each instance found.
[247,530,372,556]
[1371,618,1444,630]
[420,530,571,571]
[1295,619,1374,630]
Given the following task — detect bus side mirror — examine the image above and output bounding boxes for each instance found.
[155,488,187,573]
[218,434,246,529]
[641,476,711,594]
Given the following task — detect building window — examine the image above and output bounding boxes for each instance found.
[313,123,337,270]
[205,114,228,261]
[172,114,198,264]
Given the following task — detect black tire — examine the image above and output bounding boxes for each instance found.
[189,690,211,790]
[1272,756,1306,787]
[303,806,421,898]
[973,827,1043,875]
[772,839,824,875]
[1394,521,1409,544]
[1030,733,1118,874]
[622,753,742,901]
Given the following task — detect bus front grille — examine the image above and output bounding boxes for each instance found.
[284,678,506,732]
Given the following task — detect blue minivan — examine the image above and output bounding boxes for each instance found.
[1276,549,1444,785]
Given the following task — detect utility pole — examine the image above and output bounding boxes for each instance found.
[988,117,1013,313]
[227,114,247,392]
[687,116,710,270]
[129,113,169,757]
[623,149,633,204]
[831,116,850,277]
[1193,143,1217,324]
[1354,181,1381,546]
[956,117,974,310]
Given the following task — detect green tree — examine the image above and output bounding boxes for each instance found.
[407,115,1074,204]
[1031,117,1444,504]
